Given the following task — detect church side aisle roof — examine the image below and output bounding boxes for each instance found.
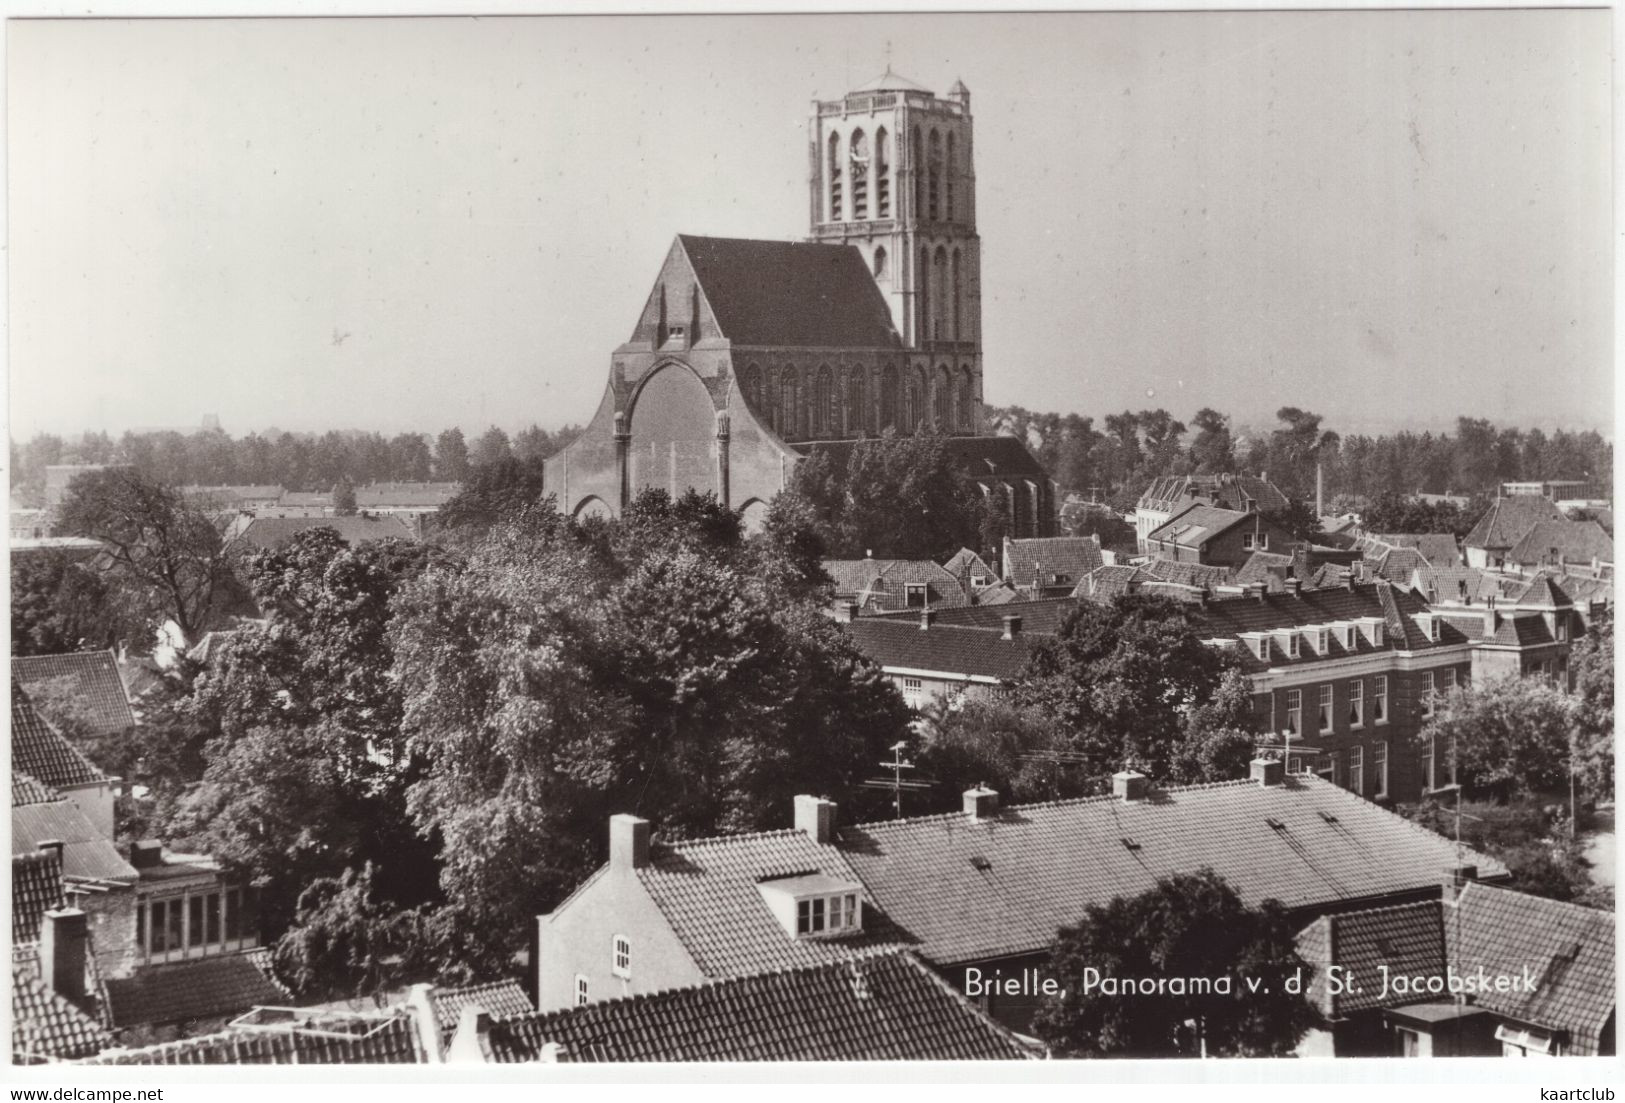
[677,235,901,350]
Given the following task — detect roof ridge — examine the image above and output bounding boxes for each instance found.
[661,826,807,851]
[845,777,1260,833]
[1456,878,1615,920]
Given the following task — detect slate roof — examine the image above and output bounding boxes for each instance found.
[799,435,1051,481]
[12,800,138,885]
[428,979,533,1038]
[1447,881,1616,1056]
[1464,496,1564,551]
[11,682,107,791]
[632,828,904,980]
[678,235,901,349]
[1506,520,1614,567]
[1136,475,1290,516]
[842,619,1035,681]
[13,770,61,807]
[236,514,415,551]
[838,775,1507,967]
[486,951,1031,1062]
[13,651,138,738]
[1297,883,1615,1056]
[1439,608,1562,649]
[1146,504,1255,548]
[1003,536,1103,590]
[102,952,290,1029]
[12,955,113,1063]
[12,850,66,944]
[81,1010,427,1065]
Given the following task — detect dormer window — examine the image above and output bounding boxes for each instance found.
[905,583,928,607]
[758,873,864,940]
[1308,627,1329,655]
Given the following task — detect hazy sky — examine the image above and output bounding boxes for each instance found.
[8,11,1612,442]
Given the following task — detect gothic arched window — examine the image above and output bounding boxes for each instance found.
[957,366,975,432]
[875,128,891,218]
[881,364,900,431]
[827,132,843,222]
[767,366,782,434]
[782,368,799,438]
[849,130,869,221]
[908,367,926,431]
[917,246,931,345]
[951,248,963,342]
[927,130,943,222]
[873,246,887,279]
[742,363,762,411]
[932,247,948,341]
[946,133,957,222]
[815,365,835,437]
[847,368,866,436]
[910,128,923,218]
[934,364,951,427]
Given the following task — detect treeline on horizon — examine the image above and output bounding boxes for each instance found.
[9,423,582,507]
[990,406,1613,512]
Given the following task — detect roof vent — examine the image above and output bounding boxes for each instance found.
[1317,811,1339,825]
[1265,817,1287,831]
[1120,837,1142,852]
[969,855,992,871]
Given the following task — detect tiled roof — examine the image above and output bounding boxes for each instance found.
[838,775,1507,967]
[12,954,113,1063]
[1003,537,1103,590]
[81,1010,427,1065]
[428,979,533,1037]
[1506,520,1615,567]
[1368,533,1462,569]
[1296,883,1615,1056]
[13,770,61,807]
[1352,537,1431,583]
[12,850,65,943]
[633,829,904,980]
[355,481,461,508]
[1298,900,1445,1017]
[868,597,1080,635]
[1136,475,1290,516]
[1071,564,1158,601]
[236,514,415,552]
[487,951,1031,1062]
[1448,882,1616,1056]
[180,484,285,503]
[842,619,1035,681]
[12,800,137,885]
[1141,559,1234,589]
[186,630,240,665]
[1413,566,1510,606]
[1515,574,1574,610]
[678,235,901,349]
[13,651,138,738]
[102,952,291,1029]
[1235,551,1294,587]
[1146,504,1254,548]
[1464,496,1564,551]
[799,435,1051,481]
[824,558,968,612]
[11,683,107,791]
[1183,581,1469,666]
[1439,608,1561,649]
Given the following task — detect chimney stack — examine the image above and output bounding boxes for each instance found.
[963,786,1000,821]
[447,1003,495,1064]
[1441,864,1477,901]
[130,840,164,869]
[609,814,650,871]
[919,608,936,630]
[37,839,65,866]
[837,601,861,623]
[794,795,837,844]
[1285,578,1302,597]
[1000,614,1022,641]
[1112,770,1150,802]
[1250,757,1286,787]
[40,908,88,1003]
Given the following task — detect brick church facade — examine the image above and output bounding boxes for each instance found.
[544,69,1055,536]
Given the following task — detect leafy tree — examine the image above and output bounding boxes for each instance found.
[332,476,358,516]
[1034,869,1322,1057]
[274,864,430,1002]
[512,424,554,463]
[1188,408,1236,474]
[1571,609,1613,800]
[470,426,513,469]
[55,468,248,648]
[389,432,434,481]
[11,549,143,656]
[1169,669,1260,785]
[1420,677,1578,800]
[435,456,549,536]
[1401,797,1595,904]
[1259,500,1319,544]
[1264,407,1339,502]
[434,428,470,481]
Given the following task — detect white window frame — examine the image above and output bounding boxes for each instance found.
[1374,675,1389,725]
[575,974,590,1007]
[1348,679,1364,729]
[611,934,631,979]
[795,892,862,937]
[1242,533,1255,550]
[1318,684,1334,733]
[1421,671,1436,718]
[1374,741,1389,799]
[1285,689,1302,735]
[1349,746,1363,794]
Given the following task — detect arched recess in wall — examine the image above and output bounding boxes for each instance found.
[927,130,943,221]
[573,495,613,521]
[946,133,957,222]
[910,127,923,217]
[880,364,900,431]
[933,364,952,428]
[907,366,926,432]
[780,367,798,439]
[875,128,891,217]
[847,368,866,437]
[814,365,835,438]
[738,498,769,535]
[873,246,887,280]
[628,360,717,497]
[741,363,763,412]
[917,246,931,343]
[767,366,783,434]
[956,365,975,432]
[849,129,869,220]
[951,249,963,342]
[827,131,843,222]
[934,247,950,341]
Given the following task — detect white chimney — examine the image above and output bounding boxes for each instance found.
[609,814,650,871]
[794,795,837,844]
[40,908,88,1003]
[1113,771,1150,802]
[963,786,1000,821]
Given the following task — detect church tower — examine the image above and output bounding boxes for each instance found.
[808,69,983,434]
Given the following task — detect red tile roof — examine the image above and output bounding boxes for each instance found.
[824,558,968,612]
[13,651,138,738]
[679,235,901,349]
[10,682,108,791]
[838,776,1507,967]
[487,951,1032,1062]
[633,828,905,980]
[81,1009,426,1065]
[1367,533,1463,569]
[102,951,291,1029]
[12,954,113,1063]
[11,850,66,944]
[1298,900,1445,1017]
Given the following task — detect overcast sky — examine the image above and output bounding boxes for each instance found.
[8,11,1612,442]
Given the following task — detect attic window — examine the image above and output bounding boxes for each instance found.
[906,583,928,607]
[799,893,860,936]
[757,873,864,940]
